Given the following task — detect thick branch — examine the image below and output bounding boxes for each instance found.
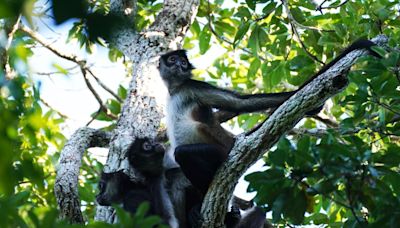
[54,128,111,224]
[200,35,388,228]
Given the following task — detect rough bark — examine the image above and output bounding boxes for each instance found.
[200,35,388,228]
[54,128,111,223]
[95,0,200,222]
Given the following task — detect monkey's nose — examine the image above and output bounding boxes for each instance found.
[155,144,164,153]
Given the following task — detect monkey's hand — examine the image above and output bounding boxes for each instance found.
[225,206,241,228]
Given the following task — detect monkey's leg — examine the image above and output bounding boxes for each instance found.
[174,143,227,194]
[123,189,153,214]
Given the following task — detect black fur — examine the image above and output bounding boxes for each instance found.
[158,40,379,227]
[127,137,165,177]
[160,50,286,227]
[97,138,178,227]
[96,171,150,213]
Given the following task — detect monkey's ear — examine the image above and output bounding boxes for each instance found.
[187,61,195,70]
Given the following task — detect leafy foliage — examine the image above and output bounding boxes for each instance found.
[1,0,400,227]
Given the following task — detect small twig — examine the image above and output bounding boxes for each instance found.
[312,115,339,128]
[86,107,102,126]
[86,67,123,102]
[6,16,21,50]
[345,179,368,225]
[206,1,267,61]
[254,14,269,22]
[367,81,400,116]
[80,68,117,120]
[34,65,81,76]
[20,24,83,63]
[295,176,352,209]
[40,98,69,119]
[19,173,54,185]
[281,0,334,32]
[80,67,104,107]
[22,24,119,120]
[282,0,324,65]
[391,66,400,85]
[375,100,400,116]
[317,0,350,11]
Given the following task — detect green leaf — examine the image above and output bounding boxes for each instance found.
[118,85,127,99]
[52,0,88,24]
[191,20,201,37]
[235,6,252,19]
[246,0,256,11]
[284,189,307,224]
[52,63,69,75]
[262,1,277,16]
[233,21,250,48]
[199,25,211,54]
[106,99,121,115]
[248,26,259,56]
[370,46,386,57]
[309,179,337,194]
[289,55,314,71]
[247,58,261,78]
[308,213,329,225]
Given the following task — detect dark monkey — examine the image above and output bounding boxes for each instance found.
[158,39,379,227]
[96,138,178,228]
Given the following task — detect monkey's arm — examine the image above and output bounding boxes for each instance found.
[193,39,379,114]
[188,80,295,112]
[214,110,240,123]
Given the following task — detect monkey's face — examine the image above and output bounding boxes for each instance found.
[128,138,165,177]
[96,171,126,206]
[159,50,194,83]
[141,139,164,154]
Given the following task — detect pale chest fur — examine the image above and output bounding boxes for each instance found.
[166,95,205,149]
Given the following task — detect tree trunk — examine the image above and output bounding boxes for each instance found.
[94,0,200,222]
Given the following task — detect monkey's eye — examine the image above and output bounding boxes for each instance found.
[181,58,187,67]
[167,56,176,63]
[99,181,105,191]
[142,141,152,151]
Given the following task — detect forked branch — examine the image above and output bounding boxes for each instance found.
[54,128,111,224]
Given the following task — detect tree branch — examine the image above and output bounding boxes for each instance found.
[54,127,111,224]
[317,0,350,11]
[20,24,120,119]
[200,35,388,228]
[40,97,69,119]
[20,24,83,63]
[86,67,123,103]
